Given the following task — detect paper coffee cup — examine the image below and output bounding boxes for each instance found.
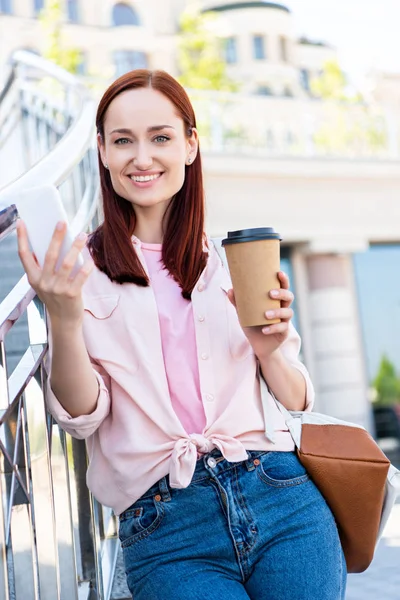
[222,227,282,327]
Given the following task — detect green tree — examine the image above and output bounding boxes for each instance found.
[39,0,81,74]
[373,355,400,406]
[177,6,238,91]
[310,59,387,155]
[310,59,360,102]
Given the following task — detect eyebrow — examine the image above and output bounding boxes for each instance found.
[109,125,176,135]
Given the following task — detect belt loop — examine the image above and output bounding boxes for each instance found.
[245,451,256,472]
[158,476,171,502]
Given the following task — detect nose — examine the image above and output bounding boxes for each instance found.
[132,141,153,170]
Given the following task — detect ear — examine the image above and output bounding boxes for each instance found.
[186,127,199,162]
[97,133,107,167]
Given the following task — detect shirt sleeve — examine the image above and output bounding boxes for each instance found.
[279,321,315,411]
[44,321,111,440]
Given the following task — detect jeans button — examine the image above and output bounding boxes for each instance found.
[207,457,217,468]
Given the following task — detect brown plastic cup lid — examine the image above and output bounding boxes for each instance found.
[221,227,282,246]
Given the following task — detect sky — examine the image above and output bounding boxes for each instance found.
[285,0,400,83]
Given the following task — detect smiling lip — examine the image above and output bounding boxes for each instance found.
[128,172,163,187]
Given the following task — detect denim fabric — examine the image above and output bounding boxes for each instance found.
[119,450,347,599]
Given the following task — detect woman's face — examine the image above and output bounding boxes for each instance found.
[98,87,198,213]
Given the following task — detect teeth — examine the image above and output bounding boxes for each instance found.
[130,174,161,182]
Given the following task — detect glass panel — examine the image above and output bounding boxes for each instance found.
[300,68,310,91]
[67,0,79,23]
[281,248,299,333]
[114,50,148,77]
[112,2,141,26]
[0,0,13,14]
[353,244,400,383]
[224,37,237,64]
[253,35,265,60]
[33,0,44,16]
[256,86,273,96]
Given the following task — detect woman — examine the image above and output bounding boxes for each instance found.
[17,70,346,599]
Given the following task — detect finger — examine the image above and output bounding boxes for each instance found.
[277,271,290,289]
[68,258,95,294]
[265,307,293,322]
[42,221,68,278]
[16,220,41,283]
[227,288,236,308]
[262,322,289,335]
[57,232,88,280]
[269,288,294,307]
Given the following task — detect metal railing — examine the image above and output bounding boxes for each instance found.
[187,89,400,160]
[0,51,119,600]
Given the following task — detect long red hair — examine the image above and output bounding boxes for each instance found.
[88,69,207,299]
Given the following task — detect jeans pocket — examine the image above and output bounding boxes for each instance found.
[119,496,165,548]
[257,451,310,488]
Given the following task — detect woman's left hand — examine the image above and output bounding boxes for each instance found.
[228,271,294,360]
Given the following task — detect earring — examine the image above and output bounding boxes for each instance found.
[187,157,192,164]
[104,163,109,169]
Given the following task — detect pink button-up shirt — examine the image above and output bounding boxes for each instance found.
[46,238,314,515]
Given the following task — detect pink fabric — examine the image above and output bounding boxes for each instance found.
[45,238,315,515]
[141,242,206,434]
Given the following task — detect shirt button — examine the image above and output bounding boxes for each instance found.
[198,315,205,322]
[198,283,205,292]
[201,353,209,360]
[205,394,214,402]
[207,457,217,468]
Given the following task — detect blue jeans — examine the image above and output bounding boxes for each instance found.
[119,450,347,599]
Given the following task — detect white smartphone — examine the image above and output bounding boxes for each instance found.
[12,184,84,274]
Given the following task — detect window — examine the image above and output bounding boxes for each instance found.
[255,85,273,96]
[67,0,79,23]
[224,37,237,64]
[76,51,86,75]
[266,129,275,149]
[283,86,293,97]
[253,35,265,60]
[0,0,13,14]
[33,0,44,15]
[112,2,141,26]
[280,250,299,332]
[280,36,288,62]
[300,68,310,91]
[114,50,147,77]
[353,245,400,381]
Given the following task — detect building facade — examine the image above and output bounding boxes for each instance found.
[0,0,335,94]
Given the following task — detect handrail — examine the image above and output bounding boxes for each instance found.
[0,51,118,600]
[0,49,99,341]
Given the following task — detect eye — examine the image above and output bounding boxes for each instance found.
[153,135,170,143]
[115,138,130,145]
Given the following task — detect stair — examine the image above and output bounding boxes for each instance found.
[110,546,132,599]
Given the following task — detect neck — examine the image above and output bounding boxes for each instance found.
[133,203,169,244]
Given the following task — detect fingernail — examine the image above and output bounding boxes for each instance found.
[270,290,279,297]
[265,310,275,319]
[262,326,270,334]
[77,232,87,241]
[16,220,21,230]
[56,221,64,230]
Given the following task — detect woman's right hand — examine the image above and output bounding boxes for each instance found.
[17,220,94,329]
